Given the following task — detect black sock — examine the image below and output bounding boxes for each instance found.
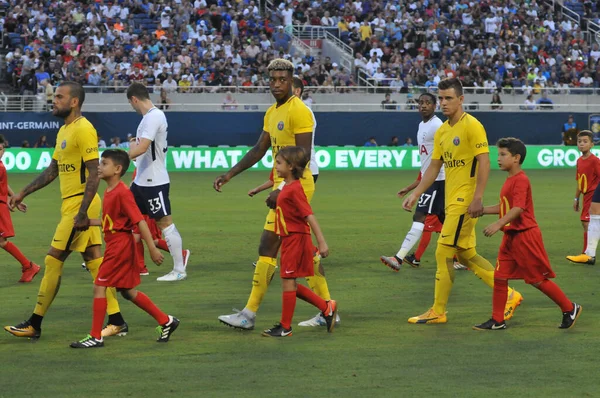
[29,314,43,330]
[108,312,125,326]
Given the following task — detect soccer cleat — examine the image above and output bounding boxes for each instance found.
[322,300,338,333]
[472,319,507,331]
[101,322,129,337]
[182,249,191,268]
[140,266,149,276]
[19,262,41,283]
[504,289,523,321]
[156,315,180,342]
[380,255,401,272]
[298,312,341,327]
[559,303,582,329]
[218,310,255,330]
[81,262,89,272]
[566,254,595,265]
[70,334,104,348]
[4,320,41,339]
[262,323,293,337]
[408,308,447,324]
[453,259,468,270]
[157,270,187,282]
[404,254,421,268]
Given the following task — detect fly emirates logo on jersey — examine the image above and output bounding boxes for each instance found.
[442,151,466,168]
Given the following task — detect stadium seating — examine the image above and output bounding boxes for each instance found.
[1,0,599,95]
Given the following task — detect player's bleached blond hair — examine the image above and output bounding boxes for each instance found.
[267,58,294,74]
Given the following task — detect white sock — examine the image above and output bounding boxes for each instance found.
[242,308,256,319]
[585,215,600,257]
[163,224,185,273]
[396,222,425,259]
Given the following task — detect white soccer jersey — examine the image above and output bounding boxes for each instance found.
[417,115,445,181]
[134,107,170,187]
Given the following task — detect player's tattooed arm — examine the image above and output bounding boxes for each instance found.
[214,131,271,192]
[73,158,100,231]
[21,159,59,197]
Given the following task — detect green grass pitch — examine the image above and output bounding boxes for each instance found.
[0,170,597,397]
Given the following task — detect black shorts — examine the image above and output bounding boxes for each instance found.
[130,182,171,219]
[416,180,445,219]
[593,184,600,203]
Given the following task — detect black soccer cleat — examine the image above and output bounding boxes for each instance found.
[262,323,292,337]
[70,334,104,348]
[156,316,180,342]
[472,319,507,331]
[404,254,421,268]
[559,303,582,329]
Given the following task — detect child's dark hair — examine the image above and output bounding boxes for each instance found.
[101,149,130,176]
[0,134,5,145]
[497,137,527,164]
[578,130,594,141]
[276,146,309,180]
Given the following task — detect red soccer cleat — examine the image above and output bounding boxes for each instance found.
[19,262,41,283]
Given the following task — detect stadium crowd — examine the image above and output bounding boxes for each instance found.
[1,0,600,97]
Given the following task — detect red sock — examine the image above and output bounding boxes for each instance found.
[296,284,327,312]
[535,280,574,312]
[131,291,169,325]
[414,231,433,260]
[91,297,107,339]
[280,291,296,329]
[492,279,508,323]
[583,231,588,254]
[3,242,30,267]
[136,240,145,269]
[157,239,169,252]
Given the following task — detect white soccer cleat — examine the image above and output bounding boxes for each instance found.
[453,260,468,270]
[156,270,187,282]
[218,310,255,330]
[298,311,341,327]
[182,249,191,268]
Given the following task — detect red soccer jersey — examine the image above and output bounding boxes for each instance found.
[101,181,144,240]
[0,161,7,203]
[275,180,312,237]
[576,154,600,195]
[499,171,538,232]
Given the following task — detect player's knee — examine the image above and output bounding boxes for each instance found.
[0,238,7,248]
[413,212,426,223]
[258,231,280,257]
[590,203,600,214]
[118,289,134,300]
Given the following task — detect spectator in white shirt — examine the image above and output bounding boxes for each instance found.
[484,78,497,93]
[280,4,294,27]
[370,43,383,59]
[321,11,334,26]
[543,15,556,31]
[580,72,594,87]
[354,53,367,70]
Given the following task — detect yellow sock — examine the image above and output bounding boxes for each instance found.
[245,256,277,313]
[433,244,456,314]
[33,256,64,316]
[86,257,121,315]
[458,249,495,289]
[306,253,331,301]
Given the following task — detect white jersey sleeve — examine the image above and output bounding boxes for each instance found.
[417,115,445,181]
[133,107,170,187]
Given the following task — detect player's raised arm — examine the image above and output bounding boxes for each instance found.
[11,159,59,209]
[213,130,271,192]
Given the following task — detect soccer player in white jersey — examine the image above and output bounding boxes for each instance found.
[381,93,459,270]
[126,83,187,282]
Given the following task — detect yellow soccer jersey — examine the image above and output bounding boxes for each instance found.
[263,95,314,187]
[52,117,99,199]
[432,112,489,207]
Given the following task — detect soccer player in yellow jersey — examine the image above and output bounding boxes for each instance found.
[213,59,334,330]
[4,82,126,340]
[402,78,523,324]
